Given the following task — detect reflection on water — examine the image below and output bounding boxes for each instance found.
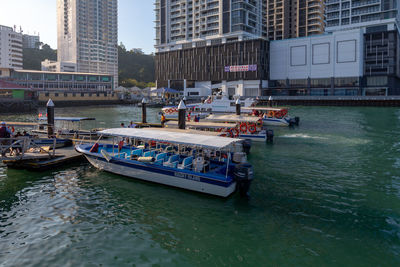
[0,105,400,266]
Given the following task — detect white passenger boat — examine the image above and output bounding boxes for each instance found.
[161,95,255,120]
[242,107,300,127]
[76,128,254,197]
[203,114,273,142]
[34,117,100,138]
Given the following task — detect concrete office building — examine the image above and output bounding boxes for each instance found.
[0,25,23,70]
[266,0,325,40]
[22,34,40,49]
[268,22,400,96]
[154,0,268,97]
[326,0,399,31]
[54,0,118,88]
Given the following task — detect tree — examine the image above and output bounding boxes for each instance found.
[23,44,57,70]
[118,43,155,88]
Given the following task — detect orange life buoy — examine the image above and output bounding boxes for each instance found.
[248,124,257,134]
[267,110,274,118]
[231,128,239,137]
[240,123,247,133]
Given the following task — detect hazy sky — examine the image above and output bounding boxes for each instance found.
[0,0,155,54]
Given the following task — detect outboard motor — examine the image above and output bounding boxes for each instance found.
[242,139,252,155]
[295,117,300,126]
[234,163,254,198]
[232,152,247,164]
[266,129,274,143]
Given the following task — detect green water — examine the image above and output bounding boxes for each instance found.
[1,105,400,266]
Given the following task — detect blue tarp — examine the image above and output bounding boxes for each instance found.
[151,87,181,94]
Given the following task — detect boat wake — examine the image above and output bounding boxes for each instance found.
[280,133,370,145]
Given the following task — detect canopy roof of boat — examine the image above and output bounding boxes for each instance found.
[165,121,237,128]
[242,107,288,111]
[205,114,261,123]
[99,128,242,149]
[39,117,96,122]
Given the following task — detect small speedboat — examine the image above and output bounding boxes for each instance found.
[76,128,254,197]
[242,107,300,127]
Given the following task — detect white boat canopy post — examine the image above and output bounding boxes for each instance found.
[98,128,242,150]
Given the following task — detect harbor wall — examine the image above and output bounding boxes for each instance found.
[259,96,400,107]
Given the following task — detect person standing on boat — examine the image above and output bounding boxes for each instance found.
[0,122,13,156]
[0,122,12,138]
[128,121,137,128]
[120,123,126,128]
[161,114,166,128]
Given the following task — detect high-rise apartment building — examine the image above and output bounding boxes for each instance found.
[22,34,40,49]
[0,25,23,70]
[326,0,399,31]
[154,0,269,97]
[155,0,267,52]
[266,0,325,40]
[56,0,118,87]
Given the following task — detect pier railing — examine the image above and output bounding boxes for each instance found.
[0,137,57,160]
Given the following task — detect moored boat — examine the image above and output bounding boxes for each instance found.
[203,114,273,142]
[33,117,101,138]
[76,128,254,197]
[242,107,300,127]
[161,95,255,120]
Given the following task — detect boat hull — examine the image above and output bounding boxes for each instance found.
[262,117,290,126]
[83,153,237,197]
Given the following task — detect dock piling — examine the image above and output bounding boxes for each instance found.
[178,100,186,130]
[142,98,147,124]
[47,99,55,137]
[236,98,241,116]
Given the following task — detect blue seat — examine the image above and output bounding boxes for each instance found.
[143,150,155,158]
[154,159,164,165]
[179,156,193,170]
[131,149,143,157]
[156,153,168,162]
[163,154,180,168]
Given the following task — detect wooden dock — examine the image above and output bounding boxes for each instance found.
[2,147,84,171]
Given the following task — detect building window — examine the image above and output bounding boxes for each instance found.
[45,93,49,97]
[289,79,308,86]
[64,93,68,97]
[55,93,59,97]
[366,76,388,86]
[81,93,85,97]
[310,78,331,87]
[335,77,359,87]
